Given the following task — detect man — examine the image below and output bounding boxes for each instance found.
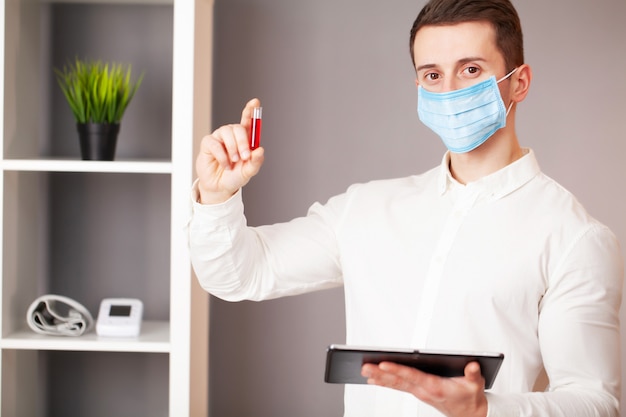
[189,0,623,416]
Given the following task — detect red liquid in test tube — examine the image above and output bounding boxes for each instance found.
[250,107,262,150]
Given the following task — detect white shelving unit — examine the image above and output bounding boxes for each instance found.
[0,0,212,416]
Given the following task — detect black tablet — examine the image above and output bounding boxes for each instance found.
[324,344,504,390]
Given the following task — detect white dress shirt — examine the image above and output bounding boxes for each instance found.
[189,149,623,417]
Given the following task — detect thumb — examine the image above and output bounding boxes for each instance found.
[464,362,484,384]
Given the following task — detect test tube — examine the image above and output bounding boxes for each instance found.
[250,107,262,150]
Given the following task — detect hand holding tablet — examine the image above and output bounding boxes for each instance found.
[324,344,504,390]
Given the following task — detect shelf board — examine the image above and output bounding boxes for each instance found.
[1,158,172,174]
[41,0,174,5]
[0,320,170,353]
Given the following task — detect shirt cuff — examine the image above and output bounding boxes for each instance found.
[485,392,520,417]
[190,179,244,225]
[191,178,241,205]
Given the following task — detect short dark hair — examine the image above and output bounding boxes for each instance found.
[409,0,524,72]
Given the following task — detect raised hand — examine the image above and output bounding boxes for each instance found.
[195,98,265,204]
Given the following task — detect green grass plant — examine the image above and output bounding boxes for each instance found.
[55,58,143,124]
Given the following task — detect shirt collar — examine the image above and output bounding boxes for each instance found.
[437,148,541,201]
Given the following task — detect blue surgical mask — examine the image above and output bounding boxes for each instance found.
[417,68,517,153]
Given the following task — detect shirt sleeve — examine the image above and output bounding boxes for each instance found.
[188,182,344,301]
[486,224,624,417]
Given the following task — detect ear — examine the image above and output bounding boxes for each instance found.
[510,64,532,103]
[414,78,419,88]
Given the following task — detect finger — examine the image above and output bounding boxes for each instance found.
[199,133,231,169]
[242,147,265,180]
[378,362,432,389]
[379,361,426,379]
[363,362,426,392]
[240,97,261,128]
[361,363,378,379]
[378,362,451,401]
[229,124,251,162]
[233,123,253,161]
[464,362,484,385]
[213,124,244,164]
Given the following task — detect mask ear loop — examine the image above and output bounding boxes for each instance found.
[497,67,518,83]
[505,100,515,117]
[497,67,519,117]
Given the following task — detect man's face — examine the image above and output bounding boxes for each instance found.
[413,21,508,93]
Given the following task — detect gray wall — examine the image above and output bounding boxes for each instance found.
[211,0,626,416]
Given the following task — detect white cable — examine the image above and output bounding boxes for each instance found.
[26,294,94,336]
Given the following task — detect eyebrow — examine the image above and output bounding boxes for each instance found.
[416,57,487,73]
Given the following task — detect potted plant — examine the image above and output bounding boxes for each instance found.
[54,58,144,160]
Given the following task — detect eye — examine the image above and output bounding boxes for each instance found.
[462,66,481,77]
[420,72,440,83]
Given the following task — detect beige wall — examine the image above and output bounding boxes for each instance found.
[211,0,626,415]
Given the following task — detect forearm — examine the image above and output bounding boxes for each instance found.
[189,188,255,300]
[188,186,344,301]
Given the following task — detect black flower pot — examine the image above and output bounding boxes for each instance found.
[76,122,120,161]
